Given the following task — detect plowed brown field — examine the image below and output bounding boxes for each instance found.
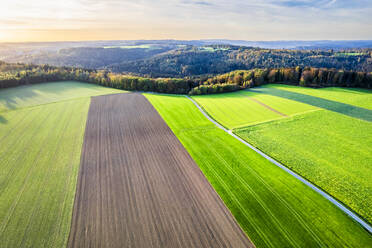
[68,93,253,248]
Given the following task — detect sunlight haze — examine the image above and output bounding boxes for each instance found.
[1,0,372,42]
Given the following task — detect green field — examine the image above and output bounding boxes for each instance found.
[103,44,158,49]
[236,109,372,224]
[193,84,372,225]
[199,46,231,52]
[0,82,124,247]
[336,52,367,56]
[0,81,122,112]
[263,84,372,110]
[1,81,371,247]
[145,93,372,248]
[192,89,318,129]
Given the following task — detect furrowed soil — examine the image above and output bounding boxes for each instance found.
[68,93,253,248]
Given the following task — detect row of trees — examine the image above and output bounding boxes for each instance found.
[104,73,194,94]
[298,67,371,88]
[193,67,372,93]
[0,61,371,95]
[0,65,194,94]
[189,83,240,95]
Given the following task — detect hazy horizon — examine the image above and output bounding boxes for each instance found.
[2,39,372,45]
[1,0,372,42]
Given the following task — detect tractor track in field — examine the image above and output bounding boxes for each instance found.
[248,97,287,117]
[68,93,253,248]
[186,95,372,234]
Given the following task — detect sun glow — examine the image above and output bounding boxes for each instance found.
[1,0,371,42]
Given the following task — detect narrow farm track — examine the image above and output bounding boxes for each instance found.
[68,93,253,248]
[186,95,372,234]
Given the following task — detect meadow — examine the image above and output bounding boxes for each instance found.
[193,84,372,224]
[336,52,367,56]
[192,89,318,129]
[0,81,122,112]
[0,81,371,247]
[199,46,231,52]
[259,84,372,110]
[145,93,372,247]
[236,109,372,224]
[0,82,124,247]
[103,44,159,49]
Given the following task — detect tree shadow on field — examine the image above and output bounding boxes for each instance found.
[0,82,80,123]
[248,87,372,122]
[0,81,88,112]
[0,85,39,112]
[0,115,7,124]
[321,87,372,95]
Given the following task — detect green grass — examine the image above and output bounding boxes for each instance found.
[103,44,158,49]
[236,109,372,224]
[145,93,372,248]
[192,89,317,129]
[240,90,317,115]
[199,46,230,52]
[0,81,125,247]
[336,52,367,56]
[193,84,372,224]
[0,99,89,247]
[0,81,123,112]
[266,84,372,110]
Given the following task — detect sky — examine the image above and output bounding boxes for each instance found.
[0,0,371,42]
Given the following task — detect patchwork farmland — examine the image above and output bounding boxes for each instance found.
[192,85,372,224]
[0,81,371,248]
[192,90,317,129]
[0,82,123,247]
[68,93,252,247]
[146,94,372,247]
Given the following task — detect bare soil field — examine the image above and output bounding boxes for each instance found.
[68,93,253,248]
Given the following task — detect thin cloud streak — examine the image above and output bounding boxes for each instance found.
[0,0,371,41]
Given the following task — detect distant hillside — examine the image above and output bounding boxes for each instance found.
[1,41,371,77]
[201,40,372,50]
[108,46,372,77]
[2,46,173,69]
[1,61,371,95]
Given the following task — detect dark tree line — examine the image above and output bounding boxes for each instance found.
[189,67,372,95]
[0,61,370,95]
[0,62,194,94]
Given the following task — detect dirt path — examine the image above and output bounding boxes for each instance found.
[68,93,253,248]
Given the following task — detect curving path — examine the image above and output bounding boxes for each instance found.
[186,95,372,234]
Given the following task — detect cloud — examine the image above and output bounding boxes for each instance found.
[326,0,337,6]
[180,0,214,6]
[193,1,213,6]
[272,0,339,8]
[1,0,371,41]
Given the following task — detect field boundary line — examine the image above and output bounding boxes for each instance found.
[185,95,372,234]
[0,91,126,114]
[243,95,287,117]
[233,109,322,130]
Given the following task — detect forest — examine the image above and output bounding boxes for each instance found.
[0,61,194,94]
[108,46,372,77]
[190,67,372,94]
[0,61,371,95]
[2,44,371,78]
